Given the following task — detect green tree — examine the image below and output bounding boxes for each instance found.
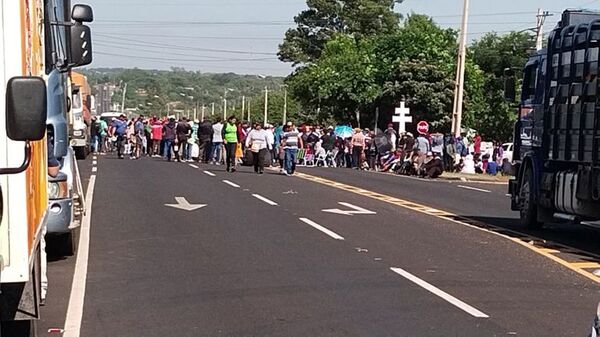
[279,0,404,64]
[467,31,534,141]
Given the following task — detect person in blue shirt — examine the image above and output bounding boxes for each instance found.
[486,160,499,175]
[111,114,128,159]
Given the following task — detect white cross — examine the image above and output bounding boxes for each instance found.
[392,101,412,134]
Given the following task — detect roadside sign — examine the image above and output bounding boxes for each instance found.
[417,121,429,135]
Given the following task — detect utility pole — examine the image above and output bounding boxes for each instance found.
[241,95,245,120]
[536,9,551,51]
[211,102,215,116]
[263,86,268,126]
[201,104,206,121]
[121,83,127,114]
[451,0,469,137]
[282,85,288,125]
[247,97,251,123]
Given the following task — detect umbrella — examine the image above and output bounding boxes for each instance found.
[334,125,353,139]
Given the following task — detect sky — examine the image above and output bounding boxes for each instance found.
[86,0,600,76]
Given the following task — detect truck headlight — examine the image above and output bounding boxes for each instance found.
[48,180,69,200]
[73,130,83,137]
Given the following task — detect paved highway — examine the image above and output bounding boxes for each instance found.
[39,154,600,336]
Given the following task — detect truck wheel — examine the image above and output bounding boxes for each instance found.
[1,320,38,337]
[520,168,543,229]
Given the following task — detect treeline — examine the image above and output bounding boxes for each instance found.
[84,68,302,123]
[280,0,535,141]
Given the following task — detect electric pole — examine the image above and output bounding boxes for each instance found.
[536,9,551,51]
[264,86,268,126]
[211,102,215,116]
[242,95,245,120]
[121,83,127,114]
[283,85,288,125]
[247,97,251,123]
[451,0,469,137]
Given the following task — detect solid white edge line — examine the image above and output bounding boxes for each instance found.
[252,194,278,206]
[299,218,345,240]
[91,167,97,172]
[203,171,216,177]
[222,180,240,188]
[390,267,489,318]
[189,164,199,169]
[63,174,97,337]
[457,185,491,193]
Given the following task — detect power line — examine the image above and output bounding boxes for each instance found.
[93,32,283,41]
[94,34,276,55]
[93,50,275,62]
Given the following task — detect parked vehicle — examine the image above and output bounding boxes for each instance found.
[0,1,93,335]
[506,9,600,228]
[70,71,92,160]
[502,142,514,162]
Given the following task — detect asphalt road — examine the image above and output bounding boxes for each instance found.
[39,156,600,337]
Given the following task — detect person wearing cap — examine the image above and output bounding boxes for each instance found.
[163,116,178,161]
[350,128,366,169]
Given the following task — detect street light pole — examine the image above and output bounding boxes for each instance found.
[451,0,469,137]
[263,86,268,126]
[283,85,288,125]
[121,83,127,114]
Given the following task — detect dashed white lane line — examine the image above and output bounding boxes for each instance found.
[91,167,97,172]
[390,267,489,318]
[252,194,278,206]
[63,174,97,337]
[299,218,345,241]
[457,185,491,193]
[222,180,240,188]
[189,164,199,169]
[92,160,97,165]
[204,171,216,177]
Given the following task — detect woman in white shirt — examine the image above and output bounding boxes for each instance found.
[245,123,272,174]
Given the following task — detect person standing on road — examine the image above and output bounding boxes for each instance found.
[222,116,239,172]
[246,123,271,174]
[133,115,145,160]
[282,124,303,176]
[350,128,365,169]
[212,117,224,165]
[151,117,163,157]
[198,118,213,163]
[163,117,177,162]
[176,117,192,162]
[111,114,128,159]
[414,132,431,169]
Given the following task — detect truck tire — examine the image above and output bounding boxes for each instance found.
[1,320,37,337]
[520,168,543,229]
[74,146,86,160]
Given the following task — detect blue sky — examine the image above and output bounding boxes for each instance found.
[86,0,600,76]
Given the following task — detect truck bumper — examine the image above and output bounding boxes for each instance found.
[46,198,73,235]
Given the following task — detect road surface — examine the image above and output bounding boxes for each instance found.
[39,154,600,337]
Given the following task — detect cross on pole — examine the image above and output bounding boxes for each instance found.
[392,101,412,134]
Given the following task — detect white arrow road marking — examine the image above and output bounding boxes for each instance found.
[322,202,377,216]
[165,197,207,211]
[222,180,240,188]
[390,267,489,318]
[299,218,345,240]
[252,194,278,206]
[204,171,216,177]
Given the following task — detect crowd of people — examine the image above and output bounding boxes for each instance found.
[90,114,511,179]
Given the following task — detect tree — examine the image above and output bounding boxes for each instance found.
[467,31,535,141]
[279,0,403,65]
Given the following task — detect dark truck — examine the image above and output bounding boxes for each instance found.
[507,9,600,228]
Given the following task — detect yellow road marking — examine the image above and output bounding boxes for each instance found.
[293,171,600,285]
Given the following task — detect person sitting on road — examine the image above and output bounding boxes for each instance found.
[420,152,444,179]
[381,149,402,172]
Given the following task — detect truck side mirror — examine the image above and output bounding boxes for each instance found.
[6,77,47,141]
[70,24,93,67]
[504,68,517,103]
[72,4,93,23]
